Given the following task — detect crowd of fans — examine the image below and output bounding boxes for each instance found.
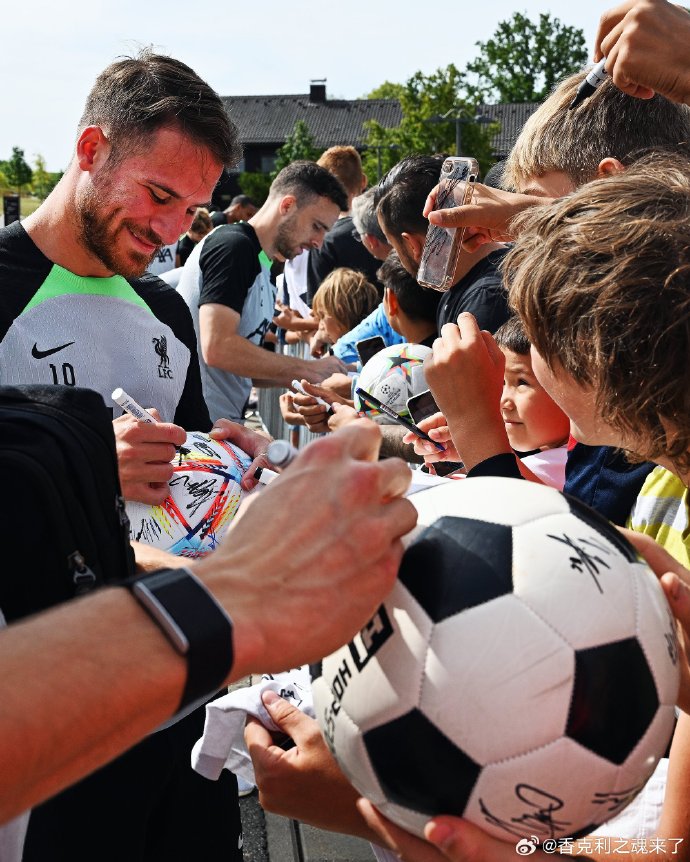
[5,1,690,861]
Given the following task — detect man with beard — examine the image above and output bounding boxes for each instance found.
[375,154,511,335]
[178,160,348,423]
[0,52,248,507]
[0,50,265,861]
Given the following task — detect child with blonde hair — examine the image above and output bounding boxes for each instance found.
[311,267,380,349]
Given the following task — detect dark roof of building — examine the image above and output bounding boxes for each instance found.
[221,83,540,159]
[222,93,403,148]
[479,102,541,158]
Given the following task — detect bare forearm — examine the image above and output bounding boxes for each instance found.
[204,335,314,386]
[0,574,266,824]
[284,318,318,333]
[447,414,511,472]
[0,588,186,823]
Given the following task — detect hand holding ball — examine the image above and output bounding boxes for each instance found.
[311,478,679,842]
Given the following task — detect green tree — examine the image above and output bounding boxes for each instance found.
[466,12,587,103]
[237,172,272,205]
[31,153,59,199]
[271,120,321,179]
[3,147,33,195]
[367,81,406,101]
[361,64,497,184]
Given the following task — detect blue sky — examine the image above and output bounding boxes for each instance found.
[2,0,607,172]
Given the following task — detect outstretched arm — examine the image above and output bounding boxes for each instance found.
[0,421,417,824]
[422,185,551,252]
[199,303,346,387]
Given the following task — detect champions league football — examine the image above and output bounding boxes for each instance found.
[353,343,431,422]
[126,431,252,558]
[311,477,679,842]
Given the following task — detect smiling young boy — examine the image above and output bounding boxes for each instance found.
[494,317,569,488]
[360,150,690,862]
[505,156,690,477]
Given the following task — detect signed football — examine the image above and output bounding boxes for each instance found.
[311,477,679,842]
[127,431,251,558]
[353,342,430,424]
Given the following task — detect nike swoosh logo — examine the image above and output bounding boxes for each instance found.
[31,341,75,359]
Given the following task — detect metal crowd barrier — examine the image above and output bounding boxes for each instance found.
[255,340,323,448]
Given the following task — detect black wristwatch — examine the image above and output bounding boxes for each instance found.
[127,567,234,709]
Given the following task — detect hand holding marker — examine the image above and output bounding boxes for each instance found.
[254,439,299,486]
[111,387,157,423]
[290,379,332,410]
[112,388,187,462]
[356,387,445,452]
[569,58,608,109]
[290,378,335,420]
[114,387,292,488]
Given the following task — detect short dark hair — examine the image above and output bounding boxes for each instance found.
[493,315,529,355]
[79,48,241,167]
[375,155,446,238]
[230,194,255,207]
[269,160,348,211]
[377,251,440,323]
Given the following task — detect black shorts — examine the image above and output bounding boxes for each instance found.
[23,699,242,862]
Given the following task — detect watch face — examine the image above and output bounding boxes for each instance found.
[131,567,234,709]
[132,570,192,654]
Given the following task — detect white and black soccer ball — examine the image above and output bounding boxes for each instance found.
[354,343,431,423]
[127,431,252,558]
[311,477,679,843]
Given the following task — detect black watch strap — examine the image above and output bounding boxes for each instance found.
[127,567,234,709]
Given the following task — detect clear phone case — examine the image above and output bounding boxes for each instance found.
[417,157,479,292]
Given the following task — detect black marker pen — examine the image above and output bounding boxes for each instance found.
[569,59,608,110]
[356,387,446,453]
[253,466,280,485]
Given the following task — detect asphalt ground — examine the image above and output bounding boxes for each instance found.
[240,792,376,862]
[239,793,269,862]
[237,407,377,860]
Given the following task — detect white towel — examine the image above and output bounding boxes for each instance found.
[192,666,313,783]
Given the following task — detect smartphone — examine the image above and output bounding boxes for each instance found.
[406,389,464,475]
[406,389,440,424]
[417,156,479,292]
[355,387,445,452]
[356,335,386,366]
